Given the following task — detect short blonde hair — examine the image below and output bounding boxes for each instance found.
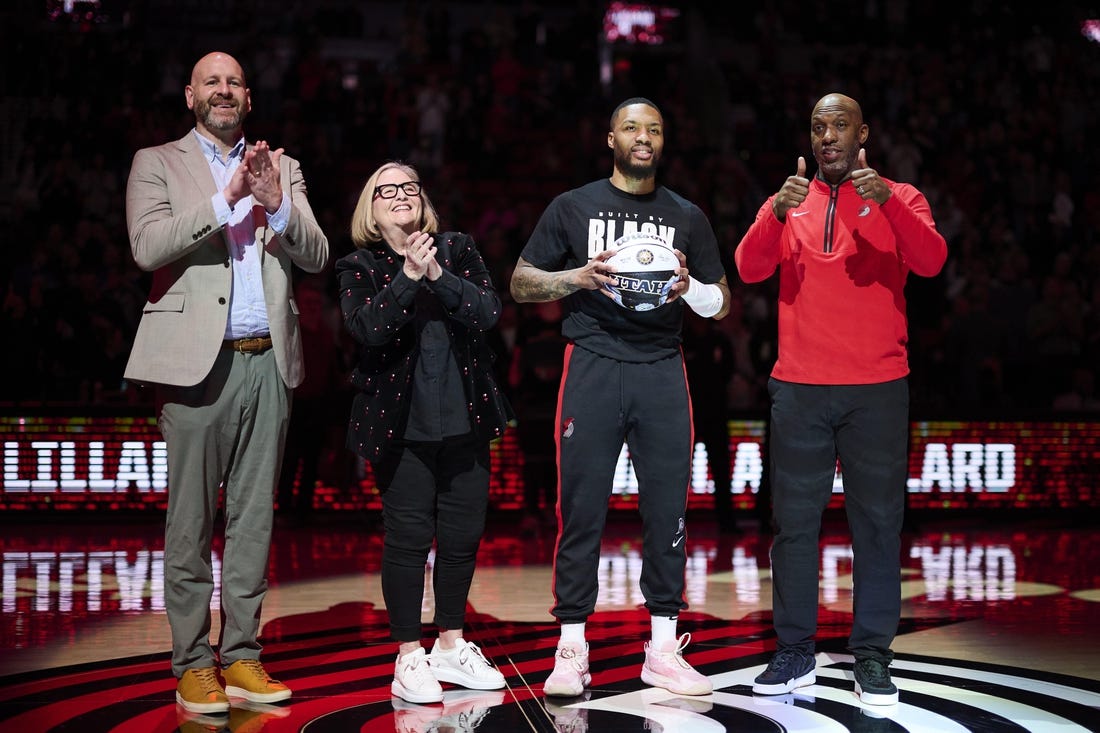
[350,161,440,247]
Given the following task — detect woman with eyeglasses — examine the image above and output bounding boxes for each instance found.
[335,161,513,704]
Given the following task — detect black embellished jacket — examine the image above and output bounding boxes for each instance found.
[335,231,512,464]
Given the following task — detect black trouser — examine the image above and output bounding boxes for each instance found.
[374,435,491,642]
[767,377,908,663]
[551,345,693,622]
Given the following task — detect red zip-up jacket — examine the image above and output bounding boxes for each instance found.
[735,176,947,385]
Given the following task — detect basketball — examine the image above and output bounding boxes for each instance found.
[602,232,680,311]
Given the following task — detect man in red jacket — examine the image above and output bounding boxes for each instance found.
[735,93,947,706]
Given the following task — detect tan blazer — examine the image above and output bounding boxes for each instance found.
[123,132,329,388]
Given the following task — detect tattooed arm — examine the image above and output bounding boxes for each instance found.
[510,252,619,303]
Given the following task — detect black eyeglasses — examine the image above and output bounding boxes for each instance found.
[373,181,422,199]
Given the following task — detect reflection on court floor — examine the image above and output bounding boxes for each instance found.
[1,517,1098,731]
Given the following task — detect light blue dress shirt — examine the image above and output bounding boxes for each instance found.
[193,129,291,339]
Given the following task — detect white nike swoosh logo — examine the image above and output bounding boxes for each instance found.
[790,211,809,217]
[858,205,872,217]
[672,536,684,548]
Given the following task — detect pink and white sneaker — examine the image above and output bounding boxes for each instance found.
[640,633,712,696]
[543,642,591,697]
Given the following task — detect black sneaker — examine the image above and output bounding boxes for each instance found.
[752,648,815,695]
[853,658,898,705]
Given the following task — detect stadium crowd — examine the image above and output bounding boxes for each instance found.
[2,0,1099,418]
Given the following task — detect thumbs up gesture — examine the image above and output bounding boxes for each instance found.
[772,156,810,222]
[850,148,891,205]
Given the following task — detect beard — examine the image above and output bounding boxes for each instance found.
[815,148,858,183]
[614,144,659,180]
[194,95,245,131]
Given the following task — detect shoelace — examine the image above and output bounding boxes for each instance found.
[556,645,587,668]
[653,633,693,669]
[457,642,493,674]
[768,647,807,674]
[855,659,890,684]
[402,655,435,685]
[236,659,273,682]
[192,667,222,694]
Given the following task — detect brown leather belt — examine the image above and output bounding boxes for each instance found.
[223,336,273,353]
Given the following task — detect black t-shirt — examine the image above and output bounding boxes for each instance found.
[520,179,725,362]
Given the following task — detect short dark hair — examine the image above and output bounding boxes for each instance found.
[610,97,661,129]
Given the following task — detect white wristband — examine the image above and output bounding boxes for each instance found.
[681,276,723,317]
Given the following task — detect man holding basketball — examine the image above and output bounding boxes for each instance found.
[510,97,730,697]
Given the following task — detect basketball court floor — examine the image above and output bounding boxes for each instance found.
[1,512,1098,732]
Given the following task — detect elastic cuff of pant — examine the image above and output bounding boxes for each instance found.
[645,607,685,618]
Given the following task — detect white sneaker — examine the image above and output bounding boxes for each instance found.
[392,648,444,704]
[640,633,712,695]
[543,642,591,697]
[428,638,506,690]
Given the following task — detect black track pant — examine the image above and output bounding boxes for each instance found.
[551,344,693,623]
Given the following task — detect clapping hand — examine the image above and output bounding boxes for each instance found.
[402,231,440,281]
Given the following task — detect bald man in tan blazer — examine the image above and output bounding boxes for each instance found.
[124,51,328,714]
